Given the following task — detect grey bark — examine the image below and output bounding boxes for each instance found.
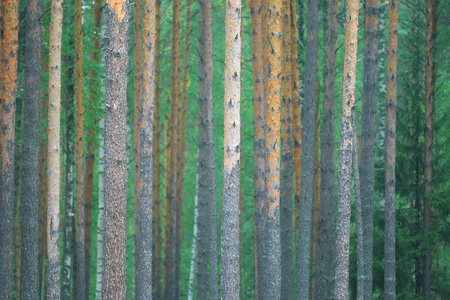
[95,116,105,300]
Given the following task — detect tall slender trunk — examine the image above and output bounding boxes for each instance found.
[360,1,378,297]
[250,0,266,298]
[47,0,64,298]
[376,1,386,157]
[188,164,199,300]
[0,0,3,182]
[0,1,18,298]
[152,1,162,298]
[135,0,156,297]
[19,0,42,297]
[102,0,129,297]
[162,114,171,298]
[166,0,181,297]
[334,0,359,297]
[197,0,218,298]
[296,0,319,296]
[423,0,436,295]
[383,0,398,298]
[290,0,302,248]
[174,2,192,297]
[280,0,293,298]
[85,0,103,293]
[221,0,241,298]
[94,115,105,300]
[62,50,75,299]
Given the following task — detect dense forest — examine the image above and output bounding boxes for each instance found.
[0,0,449,298]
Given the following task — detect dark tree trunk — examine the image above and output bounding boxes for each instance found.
[360,1,378,297]
[221,0,241,298]
[296,0,319,297]
[47,0,64,298]
[19,0,42,297]
[280,0,293,298]
[250,0,266,298]
[315,0,338,297]
[102,0,129,298]
[334,0,359,297]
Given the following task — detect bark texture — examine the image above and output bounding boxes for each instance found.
[135,0,156,297]
[197,0,218,298]
[152,1,162,298]
[95,116,105,300]
[280,1,293,298]
[102,0,129,298]
[334,0,359,297]
[19,0,42,297]
[361,1,378,297]
[221,0,241,298]
[47,0,64,298]
[0,1,18,298]
[423,0,435,295]
[296,0,319,297]
[315,2,338,297]
[250,0,266,298]
[384,0,398,298]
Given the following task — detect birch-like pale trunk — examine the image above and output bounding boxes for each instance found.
[188,167,199,300]
[95,116,105,300]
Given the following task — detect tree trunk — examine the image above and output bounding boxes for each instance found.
[0,2,3,175]
[46,0,64,298]
[152,1,162,298]
[95,115,105,300]
[360,1,378,298]
[296,0,319,296]
[84,0,103,293]
[280,0,293,298]
[162,114,171,299]
[188,165,199,300]
[102,0,129,297]
[19,0,41,297]
[334,0,359,297]
[423,0,436,295]
[0,1,18,298]
[250,0,266,298]
[221,0,241,298]
[135,0,156,297]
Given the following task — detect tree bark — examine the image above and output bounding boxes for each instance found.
[250,0,266,298]
[135,0,156,297]
[0,1,18,298]
[188,165,199,300]
[221,0,241,298]
[296,0,319,297]
[95,115,105,300]
[162,114,171,299]
[280,0,293,298]
[19,0,42,297]
[46,0,64,298]
[334,0,359,297]
[423,0,436,295]
[360,1,378,297]
[102,0,129,297]
[152,1,162,298]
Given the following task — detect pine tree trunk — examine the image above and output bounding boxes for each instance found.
[423,0,436,295]
[383,0,398,298]
[0,1,18,298]
[0,0,3,182]
[334,0,359,297]
[102,0,129,297]
[135,0,156,297]
[152,1,162,298]
[95,115,105,300]
[62,51,75,300]
[84,0,103,293]
[296,0,319,297]
[19,0,42,297]
[250,0,266,298]
[360,1,378,297]
[47,0,64,298]
[221,0,241,298]
[280,0,293,298]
